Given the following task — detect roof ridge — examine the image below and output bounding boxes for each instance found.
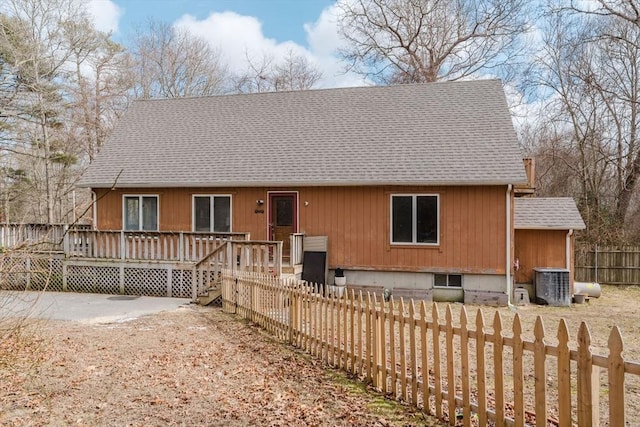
[132,78,504,103]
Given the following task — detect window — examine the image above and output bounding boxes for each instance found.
[434,274,462,288]
[193,195,231,232]
[124,196,158,231]
[391,194,439,244]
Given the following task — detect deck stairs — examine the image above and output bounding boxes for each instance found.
[197,281,222,306]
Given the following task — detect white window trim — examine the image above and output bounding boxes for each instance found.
[122,194,159,231]
[192,194,233,232]
[390,194,440,246]
[433,273,463,289]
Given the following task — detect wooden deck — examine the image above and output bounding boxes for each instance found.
[0,224,305,301]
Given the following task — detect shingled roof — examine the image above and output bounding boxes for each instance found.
[78,79,527,188]
[514,197,586,230]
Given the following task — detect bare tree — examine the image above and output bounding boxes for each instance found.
[565,0,640,24]
[66,18,133,160]
[0,0,122,224]
[232,49,322,93]
[336,0,529,84]
[131,20,227,99]
[530,6,640,243]
[0,0,85,223]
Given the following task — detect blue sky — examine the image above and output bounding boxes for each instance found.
[114,0,335,45]
[88,0,365,87]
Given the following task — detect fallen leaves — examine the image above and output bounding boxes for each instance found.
[1,306,442,426]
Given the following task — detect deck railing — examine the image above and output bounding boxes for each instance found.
[290,233,305,266]
[0,223,89,252]
[65,230,250,262]
[193,240,283,299]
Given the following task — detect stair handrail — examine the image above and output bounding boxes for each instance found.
[192,241,230,300]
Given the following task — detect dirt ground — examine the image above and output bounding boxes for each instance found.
[441,284,640,424]
[2,284,639,426]
[0,304,445,427]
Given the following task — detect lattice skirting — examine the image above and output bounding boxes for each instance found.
[0,255,194,298]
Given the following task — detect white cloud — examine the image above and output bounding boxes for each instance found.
[173,6,367,89]
[305,3,368,88]
[86,0,122,34]
[175,12,297,74]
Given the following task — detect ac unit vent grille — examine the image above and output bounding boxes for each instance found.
[534,268,571,306]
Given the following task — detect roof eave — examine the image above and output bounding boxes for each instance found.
[515,225,587,230]
[78,179,529,189]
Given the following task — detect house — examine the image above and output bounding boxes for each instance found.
[78,79,584,305]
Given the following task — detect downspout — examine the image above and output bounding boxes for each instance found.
[566,229,574,294]
[566,229,573,271]
[506,184,513,306]
[91,191,97,230]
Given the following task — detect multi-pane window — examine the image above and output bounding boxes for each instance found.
[124,196,158,231]
[391,195,439,244]
[193,195,231,232]
[434,274,462,288]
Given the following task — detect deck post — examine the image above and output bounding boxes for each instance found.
[120,231,125,261]
[191,266,198,301]
[226,242,233,272]
[62,262,68,292]
[119,265,125,294]
[24,257,31,290]
[166,266,172,297]
[179,232,184,262]
[62,225,70,257]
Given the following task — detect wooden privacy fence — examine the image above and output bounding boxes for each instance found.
[222,270,639,427]
[575,244,640,285]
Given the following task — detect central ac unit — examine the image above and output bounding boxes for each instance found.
[533,268,571,306]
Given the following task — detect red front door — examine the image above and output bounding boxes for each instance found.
[269,193,297,261]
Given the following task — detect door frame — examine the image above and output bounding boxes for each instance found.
[267,191,299,241]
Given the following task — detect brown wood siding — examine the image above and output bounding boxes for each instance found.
[94,185,508,273]
[514,229,572,285]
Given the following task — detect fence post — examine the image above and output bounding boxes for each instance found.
[608,326,625,427]
[374,294,384,389]
[534,317,547,427]
[445,305,456,426]
[577,322,599,426]
[288,280,294,344]
[513,315,525,427]
[594,244,598,283]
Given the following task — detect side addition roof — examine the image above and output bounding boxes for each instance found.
[79,79,527,188]
[514,197,586,230]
